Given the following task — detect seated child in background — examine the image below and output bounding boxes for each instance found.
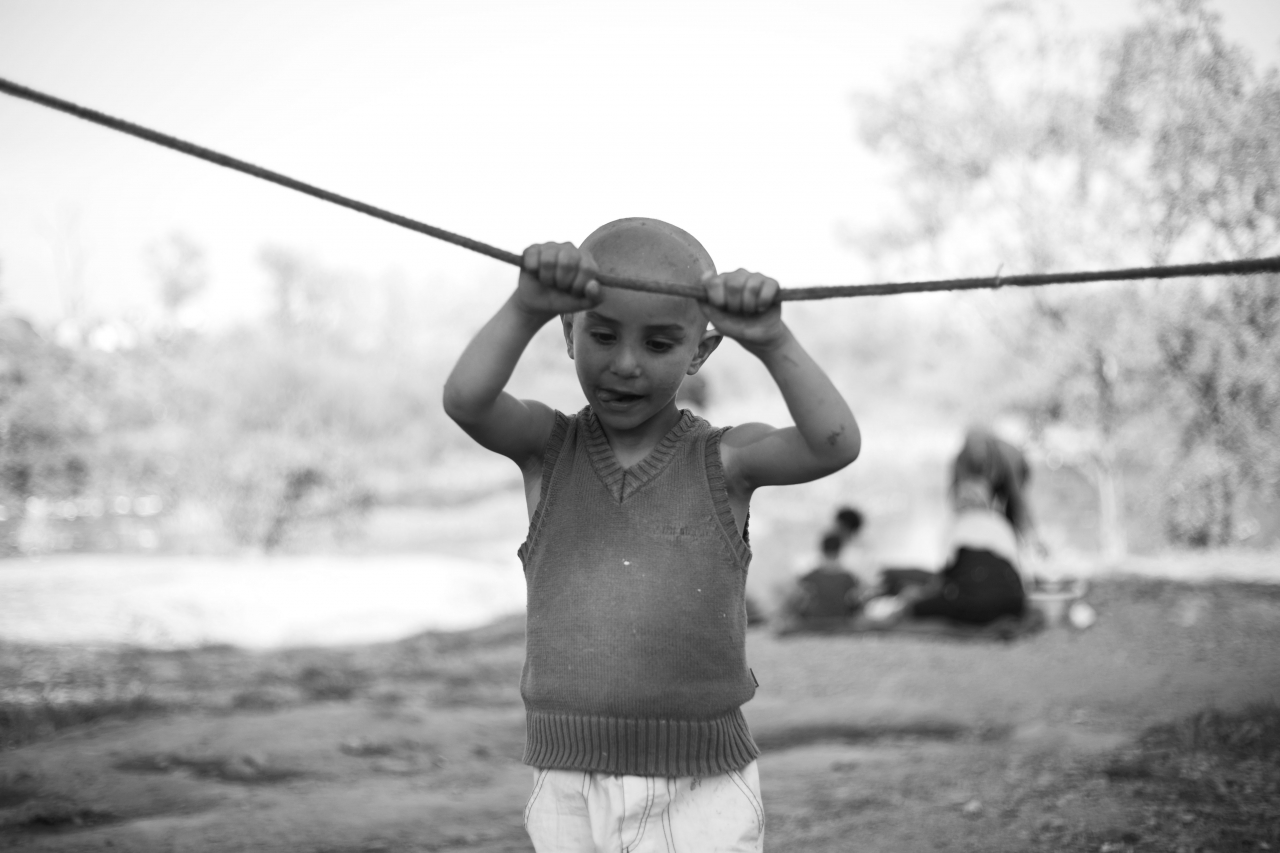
[788,505,874,588]
[787,532,862,623]
[832,505,863,545]
[828,504,879,590]
[442,217,860,853]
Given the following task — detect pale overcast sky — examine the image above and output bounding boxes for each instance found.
[1,0,1277,328]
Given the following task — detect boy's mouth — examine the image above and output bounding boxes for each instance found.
[596,388,644,406]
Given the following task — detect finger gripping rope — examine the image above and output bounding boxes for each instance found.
[2,75,1277,301]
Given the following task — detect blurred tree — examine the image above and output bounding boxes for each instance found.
[854,0,1278,553]
[1096,1,1280,545]
[0,248,478,558]
[1159,284,1280,545]
[0,304,453,556]
[170,325,446,552]
[41,208,90,336]
[259,245,360,339]
[194,429,372,554]
[0,319,104,553]
[147,232,209,330]
[260,245,305,331]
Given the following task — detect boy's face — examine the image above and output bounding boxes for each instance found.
[563,287,719,434]
[566,217,721,434]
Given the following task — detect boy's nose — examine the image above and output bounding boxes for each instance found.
[610,346,642,377]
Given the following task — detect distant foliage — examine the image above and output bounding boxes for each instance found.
[1102,2,1280,544]
[0,249,462,554]
[1159,281,1280,545]
[0,317,103,554]
[148,233,209,330]
[854,0,1280,549]
[1103,0,1280,545]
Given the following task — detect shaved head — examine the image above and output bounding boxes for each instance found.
[581,218,716,286]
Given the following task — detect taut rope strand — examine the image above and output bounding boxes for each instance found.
[2,76,1277,302]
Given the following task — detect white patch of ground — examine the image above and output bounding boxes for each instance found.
[0,551,526,648]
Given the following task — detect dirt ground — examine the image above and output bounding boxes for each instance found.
[2,574,1279,853]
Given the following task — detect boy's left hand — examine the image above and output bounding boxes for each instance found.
[701,269,784,349]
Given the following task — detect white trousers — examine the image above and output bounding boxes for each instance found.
[524,761,765,853]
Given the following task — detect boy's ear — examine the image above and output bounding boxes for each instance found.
[561,314,575,360]
[687,328,722,375]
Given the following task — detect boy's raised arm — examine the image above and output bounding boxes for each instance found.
[706,271,862,490]
[442,243,601,468]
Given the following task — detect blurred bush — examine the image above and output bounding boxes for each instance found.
[0,258,467,555]
[852,0,1280,553]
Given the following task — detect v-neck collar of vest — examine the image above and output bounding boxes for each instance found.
[582,406,695,503]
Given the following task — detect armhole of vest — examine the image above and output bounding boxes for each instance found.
[705,425,751,567]
[523,410,571,558]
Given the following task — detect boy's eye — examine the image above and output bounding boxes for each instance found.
[647,340,675,353]
[589,331,616,344]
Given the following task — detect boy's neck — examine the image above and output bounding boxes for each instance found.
[594,402,684,469]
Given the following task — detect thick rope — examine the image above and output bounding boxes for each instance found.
[3,75,1278,301]
[0,77,522,267]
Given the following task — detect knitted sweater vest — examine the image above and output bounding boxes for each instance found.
[517,407,758,777]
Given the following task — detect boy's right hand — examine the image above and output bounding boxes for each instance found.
[516,242,602,319]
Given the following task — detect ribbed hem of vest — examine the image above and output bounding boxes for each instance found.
[523,708,759,777]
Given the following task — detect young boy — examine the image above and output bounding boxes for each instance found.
[443,217,859,852]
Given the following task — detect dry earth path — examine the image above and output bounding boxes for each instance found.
[2,576,1278,852]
